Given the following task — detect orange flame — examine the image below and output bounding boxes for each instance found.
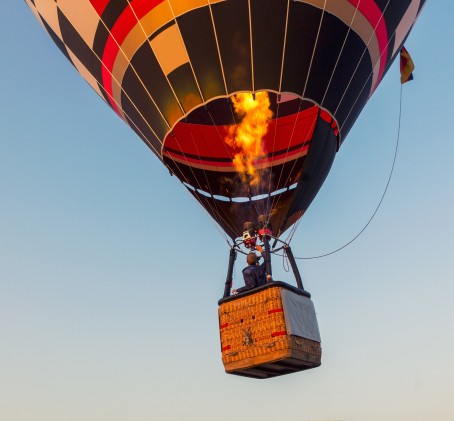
[225,92,272,186]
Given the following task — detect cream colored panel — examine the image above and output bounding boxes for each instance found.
[25,0,46,30]
[34,0,62,39]
[57,0,100,47]
[112,0,223,105]
[120,22,150,63]
[392,0,421,56]
[150,24,189,75]
[67,50,105,100]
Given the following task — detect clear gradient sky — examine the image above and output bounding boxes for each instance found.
[1,2,453,421]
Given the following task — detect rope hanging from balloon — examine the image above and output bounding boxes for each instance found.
[287,83,404,260]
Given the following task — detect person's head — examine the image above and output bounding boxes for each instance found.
[247,252,257,266]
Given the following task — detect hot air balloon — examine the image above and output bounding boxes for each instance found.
[24,0,426,378]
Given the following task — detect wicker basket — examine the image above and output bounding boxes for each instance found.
[218,282,321,379]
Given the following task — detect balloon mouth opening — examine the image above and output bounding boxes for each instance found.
[162,91,337,200]
[161,92,338,239]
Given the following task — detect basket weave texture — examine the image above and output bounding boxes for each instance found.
[218,285,321,372]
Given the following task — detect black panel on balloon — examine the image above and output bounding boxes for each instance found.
[163,152,308,197]
[286,117,337,227]
[120,69,163,156]
[281,2,321,95]
[418,0,427,13]
[58,11,98,81]
[375,0,414,63]
[187,191,242,240]
[381,5,399,64]
[334,64,371,136]
[182,93,307,126]
[177,7,226,100]
[91,24,109,85]
[39,16,73,65]
[269,157,307,190]
[338,90,369,141]
[167,63,203,114]
[122,60,174,141]
[375,0,413,16]
[322,29,372,121]
[275,98,313,118]
[303,13,349,106]
[127,42,183,132]
[211,0,253,93]
[124,113,162,160]
[185,98,235,126]
[97,0,129,33]
[250,0,287,91]
[268,189,297,236]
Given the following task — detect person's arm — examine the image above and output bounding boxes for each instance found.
[234,267,257,294]
[235,284,254,294]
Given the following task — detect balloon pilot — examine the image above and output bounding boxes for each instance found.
[232,249,268,294]
[223,214,307,298]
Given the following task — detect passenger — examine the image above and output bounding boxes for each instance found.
[232,251,267,294]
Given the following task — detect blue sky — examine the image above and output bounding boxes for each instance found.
[1,2,453,420]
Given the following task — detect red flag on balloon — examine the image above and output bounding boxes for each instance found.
[400,47,415,84]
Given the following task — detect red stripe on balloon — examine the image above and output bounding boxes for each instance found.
[101,0,165,114]
[347,0,389,90]
[163,144,310,169]
[165,108,320,160]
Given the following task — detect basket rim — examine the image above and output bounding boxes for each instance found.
[218,281,311,305]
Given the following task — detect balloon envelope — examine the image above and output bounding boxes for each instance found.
[25,0,426,239]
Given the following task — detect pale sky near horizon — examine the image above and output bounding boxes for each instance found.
[1,2,453,421]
